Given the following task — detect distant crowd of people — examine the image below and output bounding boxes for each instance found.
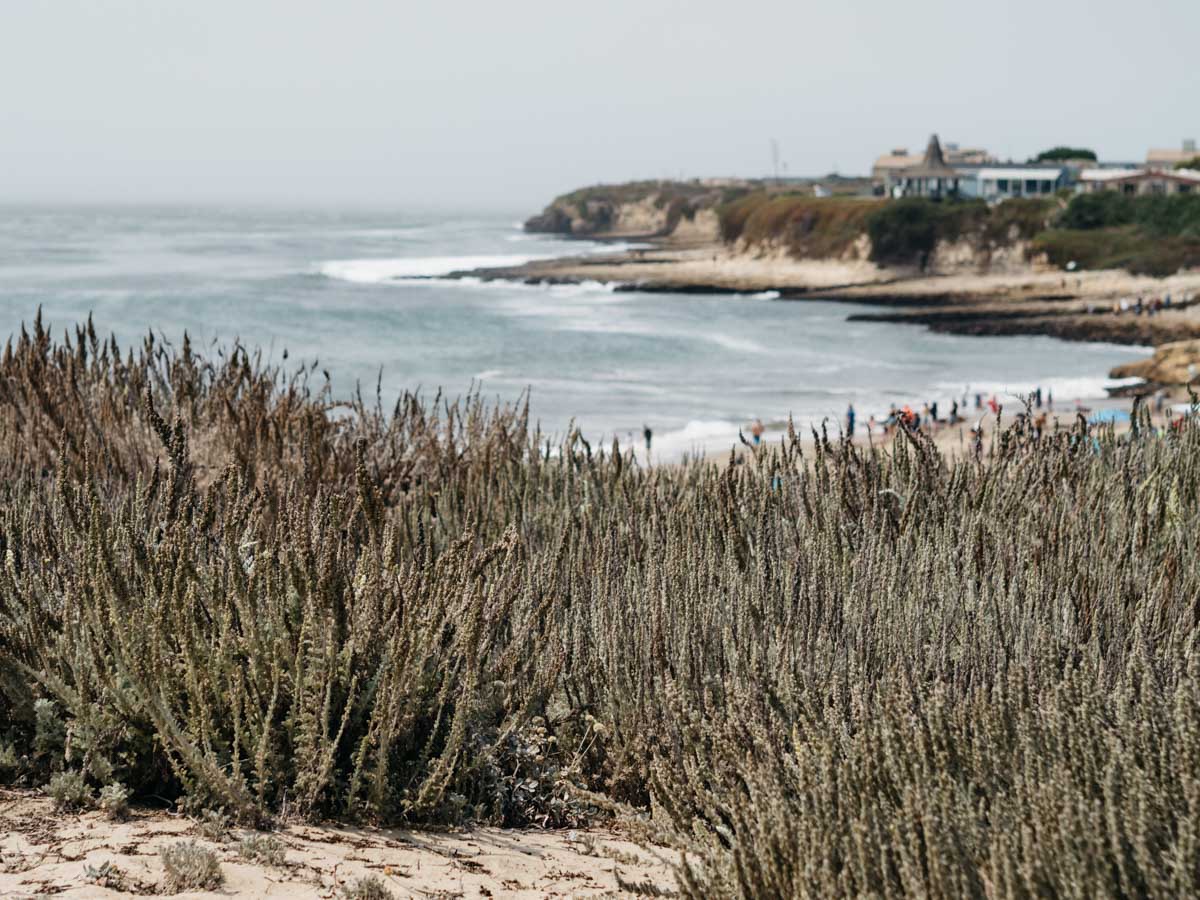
[1085,292,1194,317]
[844,386,1055,441]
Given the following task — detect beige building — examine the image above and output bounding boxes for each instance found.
[872,139,992,186]
[1147,139,1197,168]
[1079,167,1200,195]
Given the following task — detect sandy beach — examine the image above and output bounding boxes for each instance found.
[0,790,677,899]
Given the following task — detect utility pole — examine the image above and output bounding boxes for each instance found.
[770,139,781,185]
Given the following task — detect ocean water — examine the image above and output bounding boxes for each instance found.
[0,206,1145,458]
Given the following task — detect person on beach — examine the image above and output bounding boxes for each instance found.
[1047,390,1053,410]
[949,399,959,425]
[987,394,1000,416]
[846,404,856,437]
[751,418,764,446]
[1035,387,1042,409]
[643,425,652,453]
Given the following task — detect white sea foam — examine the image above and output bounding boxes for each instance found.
[320,255,545,283]
[750,290,781,300]
[933,375,1142,402]
[650,420,741,458]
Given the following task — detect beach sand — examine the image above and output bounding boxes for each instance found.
[0,789,677,899]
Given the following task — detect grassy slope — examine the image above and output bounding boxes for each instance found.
[718,193,1057,266]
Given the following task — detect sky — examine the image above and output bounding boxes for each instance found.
[1,0,1196,210]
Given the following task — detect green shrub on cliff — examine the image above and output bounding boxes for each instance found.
[1057,192,1200,238]
[1033,226,1200,276]
[864,198,1053,267]
[865,198,944,265]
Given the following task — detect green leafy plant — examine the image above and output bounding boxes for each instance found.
[237,833,286,867]
[97,782,131,820]
[46,770,91,812]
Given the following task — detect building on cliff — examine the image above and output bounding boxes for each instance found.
[1079,167,1200,195]
[955,165,1069,199]
[889,135,963,199]
[872,139,992,194]
[1147,139,1197,168]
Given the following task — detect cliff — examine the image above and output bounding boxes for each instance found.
[524,180,740,241]
[719,193,1058,274]
[1111,339,1200,386]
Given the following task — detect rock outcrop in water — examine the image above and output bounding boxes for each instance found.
[1111,339,1200,386]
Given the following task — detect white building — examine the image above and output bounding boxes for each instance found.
[957,166,1067,200]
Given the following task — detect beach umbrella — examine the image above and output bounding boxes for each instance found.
[1088,409,1130,425]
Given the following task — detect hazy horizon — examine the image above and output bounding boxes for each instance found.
[3,0,1196,210]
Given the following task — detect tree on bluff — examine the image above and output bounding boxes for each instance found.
[1031,147,1097,163]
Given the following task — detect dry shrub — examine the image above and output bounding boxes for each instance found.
[159,840,222,893]
[2,316,1200,897]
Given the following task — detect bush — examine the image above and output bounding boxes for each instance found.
[159,841,223,894]
[342,875,396,900]
[238,833,286,866]
[866,198,947,265]
[47,770,91,811]
[3,320,1200,897]
[98,782,131,820]
[1057,192,1200,238]
[1034,226,1200,276]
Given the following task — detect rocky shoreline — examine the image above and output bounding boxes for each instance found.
[462,241,1200,356]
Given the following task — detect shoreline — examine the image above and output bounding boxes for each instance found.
[461,240,1200,348]
[452,236,1197,462]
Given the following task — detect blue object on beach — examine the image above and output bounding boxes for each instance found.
[1088,409,1130,425]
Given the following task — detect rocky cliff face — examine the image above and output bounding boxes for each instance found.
[524,182,731,241]
[1111,340,1200,385]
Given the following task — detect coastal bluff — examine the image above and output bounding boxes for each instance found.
[479,181,1200,355]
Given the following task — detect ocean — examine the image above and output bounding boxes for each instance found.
[0,205,1145,458]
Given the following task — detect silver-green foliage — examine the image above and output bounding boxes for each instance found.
[159,840,222,894]
[1,315,1200,897]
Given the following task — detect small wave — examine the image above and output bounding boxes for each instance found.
[320,254,546,283]
[707,333,766,354]
[650,420,741,457]
[933,375,1141,402]
[750,290,781,300]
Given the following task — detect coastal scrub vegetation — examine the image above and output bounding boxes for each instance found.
[719,193,1056,268]
[717,193,882,256]
[4,315,1200,897]
[1034,192,1200,276]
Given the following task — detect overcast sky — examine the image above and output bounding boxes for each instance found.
[2,0,1196,210]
